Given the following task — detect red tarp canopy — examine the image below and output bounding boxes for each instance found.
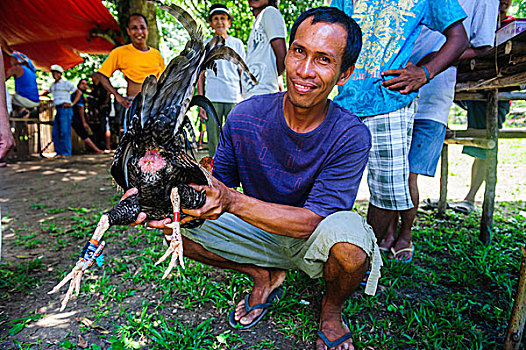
[0,0,122,71]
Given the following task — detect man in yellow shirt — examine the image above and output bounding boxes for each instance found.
[96,13,165,111]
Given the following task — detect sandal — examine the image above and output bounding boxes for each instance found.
[228,287,284,330]
[423,198,450,209]
[318,315,353,349]
[390,243,415,263]
[451,200,475,214]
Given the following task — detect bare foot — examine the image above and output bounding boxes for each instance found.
[317,311,354,350]
[234,269,286,326]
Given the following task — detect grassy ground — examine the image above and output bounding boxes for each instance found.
[0,138,525,349]
[1,200,525,349]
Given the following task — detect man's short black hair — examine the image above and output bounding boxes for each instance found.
[289,7,362,73]
[127,13,148,27]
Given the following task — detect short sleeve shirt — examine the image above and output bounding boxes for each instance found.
[410,0,498,125]
[49,78,75,105]
[98,44,165,83]
[331,0,466,117]
[241,7,286,99]
[213,92,371,217]
[204,36,245,103]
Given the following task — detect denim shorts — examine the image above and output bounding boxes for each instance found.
[409,119,446,177]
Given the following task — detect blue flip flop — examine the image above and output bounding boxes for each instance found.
[390,243,415,263]
[360,270,370,286]
[318,315,353,349]
[228,287,284,330]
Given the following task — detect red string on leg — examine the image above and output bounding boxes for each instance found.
[173,212,180,223]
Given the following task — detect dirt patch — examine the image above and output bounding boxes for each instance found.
[0,155,116,349]
[0,154,313,349]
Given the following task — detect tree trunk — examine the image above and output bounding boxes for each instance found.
[114,0,160,49]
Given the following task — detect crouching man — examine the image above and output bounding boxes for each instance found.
[130,7,381,350]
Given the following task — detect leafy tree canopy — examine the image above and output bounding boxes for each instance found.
[52,0,326,83]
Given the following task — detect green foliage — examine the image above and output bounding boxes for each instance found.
[0,314,42,340]
[161,0,326,43]
[36,54,108,91]
[33,1,326,83]
[4,197,526,348]
[63,54,108,82]
[513,0,526,17]
[0,257,45,294]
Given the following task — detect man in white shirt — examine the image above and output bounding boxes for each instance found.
[197,4,245,157]
[241,0,287,99]
[41,65,77,158]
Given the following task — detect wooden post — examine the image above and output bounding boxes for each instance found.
[37,104,42,155]
[480,89,498,244]
[504,246,526,349]
[438,144,448,217]
[14,121,30,159]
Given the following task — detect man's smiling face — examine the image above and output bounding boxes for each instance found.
[285,17,352,110]
[127,15,149,47]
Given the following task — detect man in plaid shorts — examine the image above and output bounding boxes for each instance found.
[331,0,469,253]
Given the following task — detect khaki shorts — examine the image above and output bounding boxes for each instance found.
[182,211,382,295]
[12,94,40,109]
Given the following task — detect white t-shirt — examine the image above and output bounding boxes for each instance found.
[410,0,498,125]
[204,35,245,103]
[49,78,75,106]
[242,6,286,99]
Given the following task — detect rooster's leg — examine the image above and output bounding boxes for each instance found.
[48,215,109,311]
[155,187,184,279]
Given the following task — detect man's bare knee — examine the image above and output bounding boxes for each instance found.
[327,242,368,275]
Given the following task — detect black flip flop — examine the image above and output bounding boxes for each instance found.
[228,287,284,330]
[318,315,353,349]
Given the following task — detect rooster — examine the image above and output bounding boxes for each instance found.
[49,1,256,311]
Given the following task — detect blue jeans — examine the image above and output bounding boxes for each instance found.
[52,106,73,156]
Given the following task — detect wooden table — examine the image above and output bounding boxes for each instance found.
[440,30,526,243]
[444,29,526,350]
[9,100,54,158]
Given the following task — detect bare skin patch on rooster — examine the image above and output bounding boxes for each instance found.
[139,149,167,173]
